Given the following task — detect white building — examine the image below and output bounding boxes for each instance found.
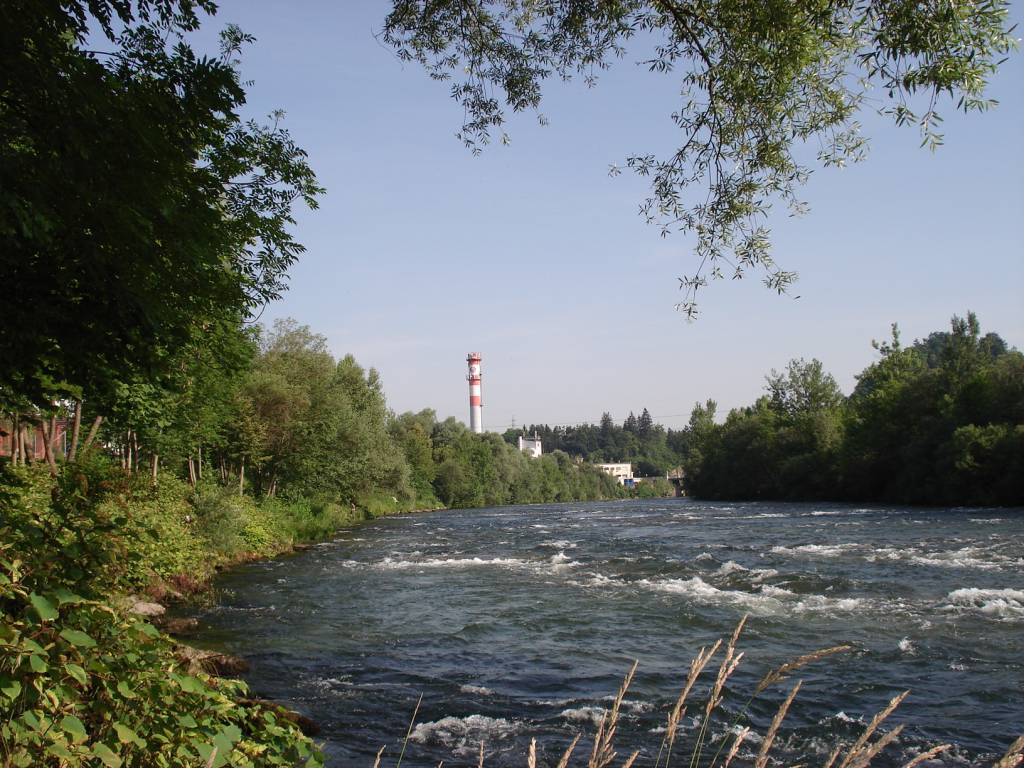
[518,432,542,458]
[596,462,633,485]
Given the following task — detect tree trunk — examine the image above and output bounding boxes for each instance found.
[239,457,245,497]
[187,457,196,487]
[68,400,82,462]
[49,411,59,456]
[40,416,57,475]
[131,431,140,474]
[21,424,31,464]
[11,414,19,465]
[197,444,202,482]
[151,453,159,484]
[81,415,103,455]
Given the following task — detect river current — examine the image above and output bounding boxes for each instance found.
[187,499,1024,767]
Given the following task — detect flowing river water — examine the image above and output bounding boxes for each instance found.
[186,499,1024,767]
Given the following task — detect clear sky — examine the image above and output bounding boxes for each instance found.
[192,1,1022,431]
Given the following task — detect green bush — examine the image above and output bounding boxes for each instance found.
[0,548,322,768]
[103,477,206,589]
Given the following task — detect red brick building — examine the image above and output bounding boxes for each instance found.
[0,419,68,461]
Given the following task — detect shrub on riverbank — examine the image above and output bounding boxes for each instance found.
[0,459,325,767]
[0,461,367,594]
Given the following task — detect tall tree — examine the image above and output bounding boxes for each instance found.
[1,1,321,407]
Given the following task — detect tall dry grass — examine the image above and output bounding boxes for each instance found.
[373,616,1023,768]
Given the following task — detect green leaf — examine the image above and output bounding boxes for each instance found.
[64,663,88,686]
[59,629,96,648]
[53,587,86,606]
[116,680,136,699]
[0,678,22,700]
[177,714,198,728]
[91,742,123,767]
[195,743,226,768]
[45,741,75,760]
[29,654,48,674]
[213,731,234,759]
[113,722,145,747]
[176,675,204,694]
[60,715,88,743]
[29,593,58,622]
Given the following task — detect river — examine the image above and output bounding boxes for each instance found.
[186,499,1024,767]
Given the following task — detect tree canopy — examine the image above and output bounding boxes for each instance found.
[383,0,1016,314]
[1,0,322,407]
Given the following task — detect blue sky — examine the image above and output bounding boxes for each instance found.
[193,1,1022,430]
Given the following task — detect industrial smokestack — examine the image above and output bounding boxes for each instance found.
[467,353,483,433]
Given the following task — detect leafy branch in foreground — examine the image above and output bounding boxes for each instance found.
[382,0,1016,315]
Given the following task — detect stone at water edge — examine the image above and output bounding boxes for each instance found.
[174,645,251,677]
[159,616,200,636]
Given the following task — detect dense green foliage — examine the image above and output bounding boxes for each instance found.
[0,461,325,767]
[1,1,321,409]
[508,314,1022,506]
[679,313,1023,505]
[383,0,1015,312]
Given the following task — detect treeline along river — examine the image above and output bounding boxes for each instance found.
[186,500,1024,767]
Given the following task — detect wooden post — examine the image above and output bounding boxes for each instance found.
[239,457,245,497]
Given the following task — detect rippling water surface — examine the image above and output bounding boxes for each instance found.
[187,500,1024,766]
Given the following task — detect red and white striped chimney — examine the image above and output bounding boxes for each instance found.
[467,353,483,433]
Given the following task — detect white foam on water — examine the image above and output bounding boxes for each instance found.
[770,543,862,558]
[898,637,916,655]
[410,714,521,754]
[599,695,653,714]
[969,518,1007,524]
[549,551,580,567]
[559,706,606,725]
[715,561,779,582]
[810,510,844,516]
[636,575,866,616]
[711,724,764,744]
[639,576,782,613]
[918,548,1023,571]
[716,560,748,575]
[865,543,1023,571]
[459,684,494,696]
[695,552,715,562]
[759,584,865,613]
[540,540,576,549]
[818,711,863,725]
[576,572,618,589]
[944,587,1024,620]
[379,556,529,570]
[949,662,966,671]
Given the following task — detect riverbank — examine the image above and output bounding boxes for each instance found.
[0,455,627,767]
[0,459,429,768]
